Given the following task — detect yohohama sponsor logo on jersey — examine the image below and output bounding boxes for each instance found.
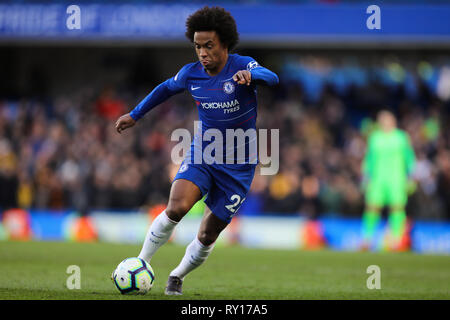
[200,99,240,113]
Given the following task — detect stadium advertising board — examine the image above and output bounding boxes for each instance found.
[0,4,449,44]
[5,211,450,254]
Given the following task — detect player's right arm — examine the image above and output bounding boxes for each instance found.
[115,64,191,133]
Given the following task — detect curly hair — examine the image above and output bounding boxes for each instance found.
[185,6,239,52]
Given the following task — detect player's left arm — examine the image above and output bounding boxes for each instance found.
[361,134,374,190]
[403,132,416,176]
[402,131,417,195]
[233,57,279,87]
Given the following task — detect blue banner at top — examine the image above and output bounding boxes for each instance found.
[0,3,449,44]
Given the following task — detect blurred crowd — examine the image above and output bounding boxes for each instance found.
[0,53,449,221]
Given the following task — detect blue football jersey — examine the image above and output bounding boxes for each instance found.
[130,53,279,169]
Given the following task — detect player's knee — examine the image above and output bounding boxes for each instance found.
[197,230,218,247]
[166,200,192,222]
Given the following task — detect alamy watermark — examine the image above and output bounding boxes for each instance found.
[366,265,381,290]
[66,5,81,30]
[65,5,381,32]
[366,5,381,30]
[66,265,81,289]
[170,121,279,175]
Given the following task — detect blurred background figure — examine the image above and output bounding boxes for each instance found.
[361,110,416,251]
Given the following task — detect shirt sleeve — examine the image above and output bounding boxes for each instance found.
[129,64,191,121]
[237,55,279,86]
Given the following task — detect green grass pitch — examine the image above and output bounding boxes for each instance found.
[0,240,448,300]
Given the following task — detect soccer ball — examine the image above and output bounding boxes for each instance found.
[112,257,155,295]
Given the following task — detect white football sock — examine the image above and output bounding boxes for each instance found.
[138,210,178,263]
[169,237,215,280]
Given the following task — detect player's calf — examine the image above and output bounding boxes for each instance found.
[138,210,178,263]
[165,200,193,222]
[168,237,215,288]
[197,207,228,246]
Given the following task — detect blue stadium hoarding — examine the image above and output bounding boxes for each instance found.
[0,3,449,45]
[3,210,449,254]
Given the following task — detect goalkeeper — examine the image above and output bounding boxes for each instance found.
[361,110,416,251]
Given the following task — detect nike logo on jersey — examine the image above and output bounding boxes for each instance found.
[191,86,201,91]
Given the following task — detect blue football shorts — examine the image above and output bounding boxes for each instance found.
[173,161,256,224]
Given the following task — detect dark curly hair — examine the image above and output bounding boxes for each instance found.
[185,6,239,52]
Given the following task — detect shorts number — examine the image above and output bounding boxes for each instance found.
[225,194,246,213]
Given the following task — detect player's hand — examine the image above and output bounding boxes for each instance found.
[407,178,417,195]
[115,113,136,134]
[233,70,252,86]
